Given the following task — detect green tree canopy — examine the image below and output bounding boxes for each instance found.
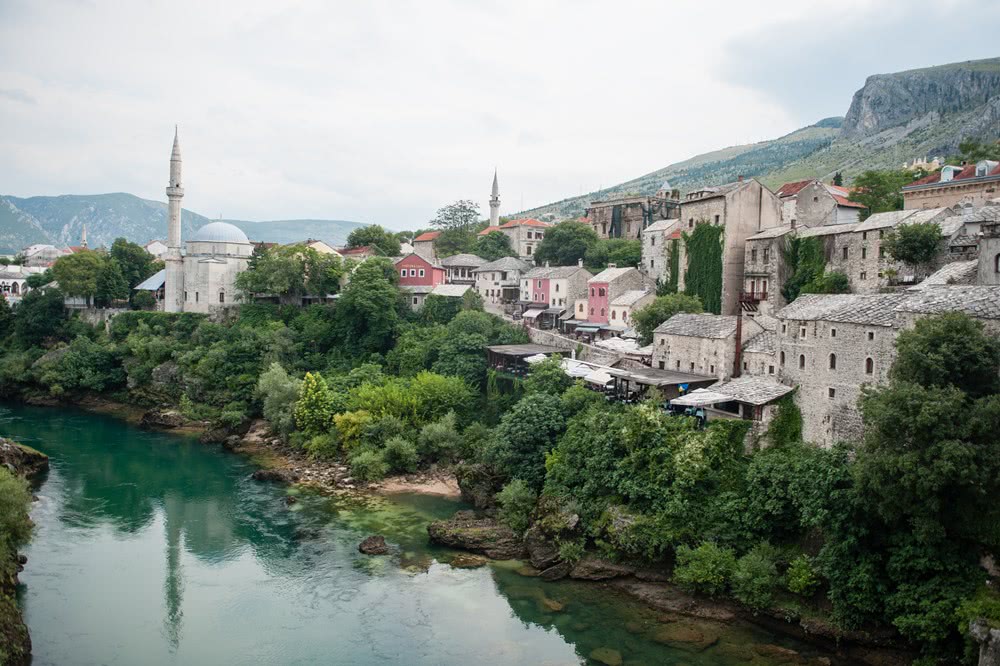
[848,170,914,220]
[14,287,67,347]
[236,245,345,303]
[800,270,850,295]
[632,293,703,345]
[110,237,160,289]
[51,250,105,299]
[781,236,826,302]
[947,138,1000,164]
[585,238,641,271]
[475,231,516,261]
[334,257,403,354]
[882,222,941,266]
[95,258,130,307]
[346,225,401,256]
[533,221,599,266]
[434,227,477,257]
[430,200,481,232]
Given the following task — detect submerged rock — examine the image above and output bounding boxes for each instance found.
[652,624,720,652]
[0,438,49,478]
[524,526,560,570]
[540,597,565,612]
[251,469,298,483]
[140,409,185,430]
[358,535,389,555]
[751,643,802,663]
[539,561,572,581]
[449,554,488,569]
[426,513,525,560]
[589,647,623,666]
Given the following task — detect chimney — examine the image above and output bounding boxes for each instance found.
[738,175,744,183]
[545,261,550,268]
[790,219,797,229]
[578,258,583,267]
[607,263,617,269]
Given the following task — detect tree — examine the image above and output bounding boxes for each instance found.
[130,290,156,310]
[334,257,402,354]
[51,250,105,301]
[430,200,480,232]
[257,363,302,438]
[461,288,484,312]
[294,371,334,435]
[882,222,941,267]
[833,171,844,186]
[110,237,158,289]
[891,313,1000,399]
[0,294,12,337]
[533,221,599,266]
[632,293,703,344]
[848,170,914,220]
[13,287,67,347]
[493,393,566,490]
[523,357,572,395]
[584,238,642,270]
[95,259,129,307]
[434,227,477,257]
[948,138,1000,164]
[475,231,516,261]
[800,270,850,295]
[236,245,345,303]
[346,225,401,256]
[421,294,463,324]
[781,236,826,302]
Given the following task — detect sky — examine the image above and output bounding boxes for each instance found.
[1,0,998,231]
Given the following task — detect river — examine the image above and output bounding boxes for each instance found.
[2,402,833,665]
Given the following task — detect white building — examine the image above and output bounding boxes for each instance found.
[163,128,252,313]
[145,240,169,259]
[0,265,44,304]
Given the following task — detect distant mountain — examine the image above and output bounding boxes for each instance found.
[0,192,368,254]
[519,57,1000,221]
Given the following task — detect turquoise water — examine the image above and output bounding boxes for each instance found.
[2,402,832,665]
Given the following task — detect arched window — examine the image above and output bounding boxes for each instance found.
[799,354,805,370]
[590,307,594,315]
[995,253,1000,273]
[611,310,617,320]
[11,282,18,295]
[599,288,606,297]
[600,308,606,317]
[829,353,837,370]
[590,287,594,296]
[779,351,785,366]
[865,357,874,375]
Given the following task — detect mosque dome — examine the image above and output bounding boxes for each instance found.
[189,221,250,244]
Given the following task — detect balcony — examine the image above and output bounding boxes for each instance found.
[740,291,768,303]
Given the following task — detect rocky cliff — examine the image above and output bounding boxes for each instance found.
[842,58,1000,137]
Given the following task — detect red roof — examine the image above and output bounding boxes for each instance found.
[500,218,551,229]
[340,245,372,255]
[832,194,866,209]
[667,229,682,240]
[906,163,1000,188]
[776,180,813,198]
[777,179,865,208]
[413,231,440,242]
[478,225,502,236]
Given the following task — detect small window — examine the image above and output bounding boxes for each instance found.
[842,247,848,260]
[184,291,188,301]
[867,331,874,341]
[813,196,819,203]
[768,365,774,375]
[526,246,532,255]
[879,247,886,258]
[600,308,605,316]
[676,360,681,369]
[865,357,874,375]
[651,236,656,246]
[862,231,867,241]
[710,364,715,374]
[799,354,805,369]
[578,303,584,312]
[780,351,785,366]
[763,248,769,262]
[219,291,225,304]
[659,338,664,346]
[781,323,787,334]
[412,297,418,305]
[555,284,559,292]
[590,307,594,315]
[690,362,695,371]
[861,247,867,259]
[828,387,836,398]
[658,361,665,369]
[714,214,720,224]
[751,249,757,261]
[599,288,605,297]
[611,310,617,320]
[830,328,836,338]
[590,287,594,296]
[688,219,694,228]
[195,292,199,303]
[800,326,807,338]
[743,361,748,371]
[829,353,837,370]
[537,280,542,288]
[419,269,425,277]
[650,259,655,268]
[860,271,867,280]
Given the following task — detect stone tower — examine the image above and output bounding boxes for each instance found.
[164,126,185,313]
[489,169,500,227]
[81,224,88,249]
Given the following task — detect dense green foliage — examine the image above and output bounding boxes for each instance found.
[346,224,401,256]
[682,224,723,314]
[849,169,915,220]
[0,467,33,582]
[631,293,703,345]
[497,479,537,533]
[474,231,516,261]
[781,236,827,302]
[236,244,347,303]
[533,221,598,267]
[585,238,641,272]
[800,270,850,295]
[882,222,942,267]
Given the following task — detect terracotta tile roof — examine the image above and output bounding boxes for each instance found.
[776,180,813,198]
[905,163,1000,188]
[340,245,373,255]
[478,225,502,236]
[832,193,867,209]
[413,231,440,242]
[500,218,551,229]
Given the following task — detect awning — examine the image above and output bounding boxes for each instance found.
[134,268,166,291]
[524,353,549,364]
[576,324,602,332]
[543,307,565,315]
[584,368,614,386]
[670,388,731,407]
[561,359,592,378]
[523,308,545,319]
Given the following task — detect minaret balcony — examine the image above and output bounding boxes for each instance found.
[166,185,185,197]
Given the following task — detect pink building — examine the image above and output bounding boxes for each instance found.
[587,265,654,325]
[395,253,445,287]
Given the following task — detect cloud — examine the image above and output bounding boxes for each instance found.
[0,88,35,104]
[717,0,1000,125]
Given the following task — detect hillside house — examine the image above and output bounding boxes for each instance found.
[395,253,446,310]
[742,225,794,314]
[641,219,683,285]
[585,183,681,240]
[440,253,486,285]
[651,313,763,381]
[902,160,1000,209]
[412,231,440,261]
[776,179,866,227]
[497,219,551,260]
[586,265,654,327]
[0,265,44,304]
[519,264,593,330]
[145,239,169,259]
[608,290,654,330]
[474,256,532,309]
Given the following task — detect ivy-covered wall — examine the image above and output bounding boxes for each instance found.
[683,224,724,314]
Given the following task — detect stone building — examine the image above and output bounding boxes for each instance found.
[474,256,532,308]
[742,226,794,314]
[776,179,866,227]
[979,219,1000,285]
[0,265,43,304]
[585,183,680,241]
[902,160,1000,209]
[440,253,486,285]
[412,231,440,261]
[519,264,592,310]
[640,219,683,285]
[498,219,551,260]
[651,313,763,381]
[586,266,654,325]
[608,289,654,330]
[678,178,784,316]
[21,244,69,267]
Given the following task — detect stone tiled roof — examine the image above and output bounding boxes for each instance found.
[854,207,951,233]
[589,266,638,283]
[711,376,794,406]
[440,253,486,267]
[895,286,1000,320]
[796,223,858,238]
[654,313,739,338]
[644,219,681,233]
[430,284,471,297]
[611,289,652,307]
[747,225,796,241]
[474,257,532,273]
[401,285,434,294]
[523,265,591,280]
[742,329,776,354]
[684,181,744,201]
[949,234,978,247]
[910,260,978,290]
[777,294,905,327]
[958,203,1000,223]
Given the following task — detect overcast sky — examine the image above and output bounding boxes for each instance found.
[1,0,997,230]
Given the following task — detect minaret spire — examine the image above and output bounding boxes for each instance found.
[164,126,185,313]
[489,169,501,227]
[81,224,88,249]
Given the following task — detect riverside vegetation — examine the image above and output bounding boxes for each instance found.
[2,253,1000,663]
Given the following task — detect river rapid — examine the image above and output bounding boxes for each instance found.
[2,402,835,665]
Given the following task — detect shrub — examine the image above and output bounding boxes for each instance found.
[460,422,493,460]
[294,372,335,435]
[732,543,781,610]
[787,554,820,597]
[256,363,301,438]
[0,467,33,559]
[349,448,389,482]
[363,415,408,448]
[383,436,419,473]
[333,410,372,451]
[558,538,585,565]
[417,412,463,462]
[304,433,340,460]
[495,479,536,533]
[673,542,737,597]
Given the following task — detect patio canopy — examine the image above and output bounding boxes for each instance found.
[670,388,732,407]
[522,308,545,319]
[583,368,614,387]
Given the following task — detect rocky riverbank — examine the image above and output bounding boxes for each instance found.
[426,509,916,666]
[0,436,50,666]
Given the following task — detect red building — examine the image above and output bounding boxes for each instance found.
[395,253,445,286]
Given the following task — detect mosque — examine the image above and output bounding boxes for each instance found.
[163,128,253,313]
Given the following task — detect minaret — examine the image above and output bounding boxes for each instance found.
[489,169,500,227]
[164,126,185,313]
[81,224,88,249]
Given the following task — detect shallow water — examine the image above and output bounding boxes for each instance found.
[2,402,830,665]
